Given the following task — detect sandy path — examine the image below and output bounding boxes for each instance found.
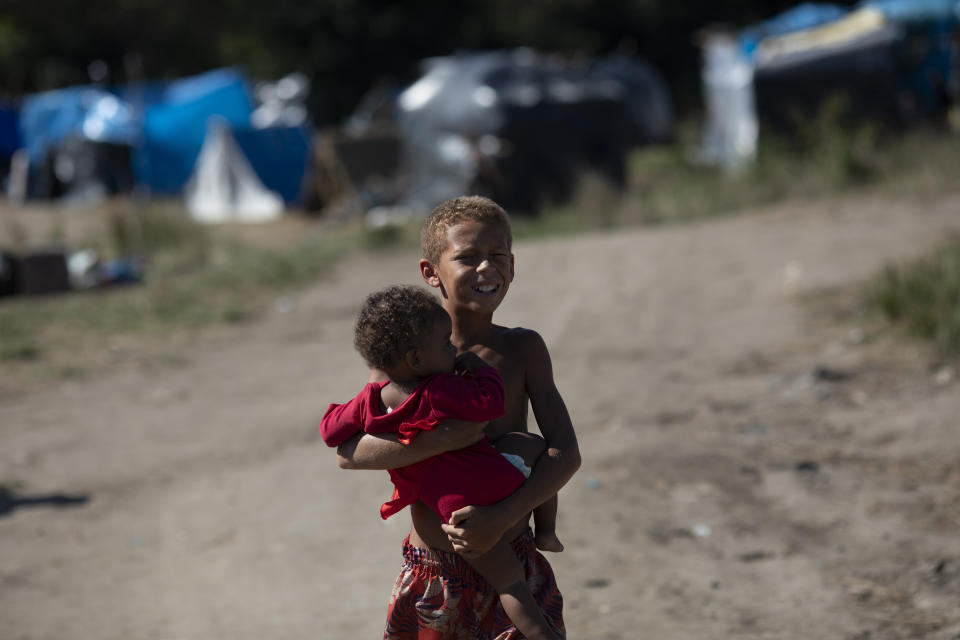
[2,192,959,639]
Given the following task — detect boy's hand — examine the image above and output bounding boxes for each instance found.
[441,504,510,557]
[338,420,488,469]
[454,351,488,375]
[431,419,488,450]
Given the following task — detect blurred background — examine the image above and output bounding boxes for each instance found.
[1,0,958,225]
[2,0,959,287]
[3,0,959,342]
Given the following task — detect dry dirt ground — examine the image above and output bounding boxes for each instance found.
[2,193,960,640]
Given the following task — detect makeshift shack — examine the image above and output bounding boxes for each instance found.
[700,0,960,168]
[342,49,673,216]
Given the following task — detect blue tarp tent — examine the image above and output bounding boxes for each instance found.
[19,88,139,164]
[700,1,960,168]
[17,68,311,204]
[133,68,255,194]
[233,125,311,204]
[742,0,960,123]
[0,104,21,159]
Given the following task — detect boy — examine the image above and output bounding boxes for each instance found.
[337,196,580,638]
[321,284,562,640]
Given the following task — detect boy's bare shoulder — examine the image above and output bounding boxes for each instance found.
[492,324,550,357]
[492,323,539,340]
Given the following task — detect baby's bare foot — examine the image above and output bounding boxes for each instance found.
[535,530,564,553]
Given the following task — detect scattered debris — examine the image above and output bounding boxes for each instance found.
[585,477,604,490]
[273,296,294,314]
[795,460,821,474]
[0,248,70,296]
[932,366,955,386]
[851,389,869,406]
[67,249,145,290]
[655,410,696,426]
[812,366,854,382]
[740,423,768,436]
[929,559,960,591]
[584,578,611,589]
[781,259,804,295]
[648,526,694,544]
[739,465,762,479]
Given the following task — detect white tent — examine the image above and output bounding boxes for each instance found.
[185,119,284,223]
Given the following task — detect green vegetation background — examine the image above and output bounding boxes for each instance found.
[1,0,957,371]
[0,0,849,124]
[2,120,959,377]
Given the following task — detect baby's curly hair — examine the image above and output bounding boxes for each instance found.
[421,195,512,264]
[354,285,448,369]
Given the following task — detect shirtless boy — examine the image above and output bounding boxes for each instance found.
[337,195,581,638]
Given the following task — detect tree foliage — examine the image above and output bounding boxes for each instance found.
[0,0,851,123]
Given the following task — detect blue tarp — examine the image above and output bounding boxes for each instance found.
[740,1,960,60]
[16,67,311,203]
[233,125,311,204]
[741,0,960,122]
[0,104,19,158]
[19,87,139,164]
[860,0,960,23]
[738,3,850,58]
[133,68,254,194]
[860,0,960,107]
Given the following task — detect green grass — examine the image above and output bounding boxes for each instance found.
[3,111,960,375]
[530,110,959,233]
[869,236,960,357]
[0,203,384,375]
[525,115,960,360]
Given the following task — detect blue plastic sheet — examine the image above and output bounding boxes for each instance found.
[859,0,960,23]
[0,104,19,157]
[16,68,314,200]
[738,3,850,58]
[739,0,960,122]
[19,87,139,164]
[233,125,311,204]
[132,68,254,194]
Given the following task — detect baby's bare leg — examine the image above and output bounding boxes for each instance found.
[533,494,563,552]
[467,541,562,640]
[493,432,564,552]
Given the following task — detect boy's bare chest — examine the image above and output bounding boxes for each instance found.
[470,345,529,438]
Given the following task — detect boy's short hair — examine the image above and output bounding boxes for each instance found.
[421,195,513,264]
[354,285,448,369]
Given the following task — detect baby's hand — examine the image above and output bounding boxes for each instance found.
[454,351,487,375]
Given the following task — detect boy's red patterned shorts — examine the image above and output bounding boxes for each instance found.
[383,529,565,639]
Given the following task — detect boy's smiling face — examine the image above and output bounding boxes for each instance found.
[422,220,514,314]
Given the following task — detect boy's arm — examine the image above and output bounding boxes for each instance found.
[338,355,499,469]
[442,331,581,556]
[336,419,488,469]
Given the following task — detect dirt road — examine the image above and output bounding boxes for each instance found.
[2,192,959,639]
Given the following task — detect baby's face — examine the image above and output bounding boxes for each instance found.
[415,314,457,376]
